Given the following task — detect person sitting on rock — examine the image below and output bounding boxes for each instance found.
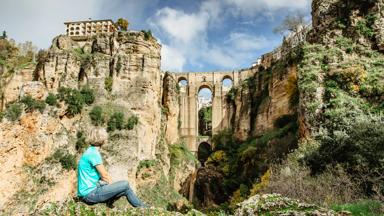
[77,127,147,208]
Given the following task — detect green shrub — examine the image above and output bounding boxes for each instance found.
[169,143,197,167]
[65,90,85,116]
[356,14,377,39]
[212,129,237,152]
[50,149,77,170]
[75,131,87,152]
[45,93,58,106]
[226,87,237,103]
[20,95,46,113]
[72,48,93,69]
[332,200,383,216]
[126,115,139,130]
[57,87,72,101]
[141,30,153,40]
[0,111,4,121]
[80,85,95,105]
[89,106,104,126]
[57,87,95,116]
[335,37,354,52]
[5,103,23,121]
[305,114,384,195]
[107,112,125,132]
[137,160,158,171]
[104,77,113,92]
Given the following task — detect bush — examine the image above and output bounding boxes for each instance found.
[305,114,384,196]
[75,131,87,152]
[80,85,95,105]
[107,112,124,132]
[50,149,77,170]
[356,15,377,39]
[212,129,237,152]
[65,90,85,116]
[20,95,46,113]
[5,103,23,121]
[263,164,362,206]
[169,143,197,167]
[89,106,104,126]
[45,93,58,106]
[57,86,95,116]
[141,30,153,40]
[126,115,139,130]
[332,200,384,216]
[104,77,113,92]
[57,87,72,101]
[137,160,158,171]
[226,87,237,104]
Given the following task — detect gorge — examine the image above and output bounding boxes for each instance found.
[0,0,383,215]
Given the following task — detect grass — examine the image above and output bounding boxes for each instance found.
[169,143,198,167]
[332,200,383,216]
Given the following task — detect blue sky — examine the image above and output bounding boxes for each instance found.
[0,0,311,72]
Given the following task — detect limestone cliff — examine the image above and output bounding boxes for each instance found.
[228,60,298,140]
[0,31,172,214]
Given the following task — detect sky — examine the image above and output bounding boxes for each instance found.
[0,0,312,72]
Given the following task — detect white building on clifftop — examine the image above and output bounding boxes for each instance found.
[64,19,116,37]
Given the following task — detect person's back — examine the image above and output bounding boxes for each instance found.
[77,146,102,197]
[77,127,147,208]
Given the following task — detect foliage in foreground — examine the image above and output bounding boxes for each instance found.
[206,117,298,208]
[40,199,204,216]
[332,200,384,216]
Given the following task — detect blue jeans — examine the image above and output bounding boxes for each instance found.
[82,180,146,207]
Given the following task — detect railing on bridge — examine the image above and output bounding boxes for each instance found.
[254,24,312,68]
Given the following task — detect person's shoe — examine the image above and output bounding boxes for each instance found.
[106,200,115,209]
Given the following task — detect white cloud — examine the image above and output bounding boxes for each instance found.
[153,7,209,44]
[227,33,268,51]
[161,44,186,72]
[150,0,309,71]
[224,0,311,16]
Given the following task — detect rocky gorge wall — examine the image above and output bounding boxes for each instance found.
[0,31,190,214]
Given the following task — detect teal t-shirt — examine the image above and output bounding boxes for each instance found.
[77,146,102,197]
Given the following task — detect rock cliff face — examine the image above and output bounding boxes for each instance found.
[0,32,168,214]
[162,72,180,145]
[310,0,384,50]
[228,64,297,140]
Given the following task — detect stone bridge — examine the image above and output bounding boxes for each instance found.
[171,70,253,152]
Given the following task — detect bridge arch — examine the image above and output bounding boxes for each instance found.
[172,71,244,152]
[197,142,212,165]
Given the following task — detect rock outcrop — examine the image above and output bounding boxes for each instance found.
[162,72,180,145]
[228,64,297,140]
[235,194,349,216]
[0,31,169,214]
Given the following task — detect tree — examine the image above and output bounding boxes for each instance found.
[0,39,19,110]
[2,31,7,39]
[198,106,212,136]
[273,12,307,36]
[115,18,129,31]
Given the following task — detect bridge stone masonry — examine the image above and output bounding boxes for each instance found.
[169,70,254,152]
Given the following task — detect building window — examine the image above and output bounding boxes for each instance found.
[75,31,79,35]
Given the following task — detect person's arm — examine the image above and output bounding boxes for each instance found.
[96,164,112,184]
